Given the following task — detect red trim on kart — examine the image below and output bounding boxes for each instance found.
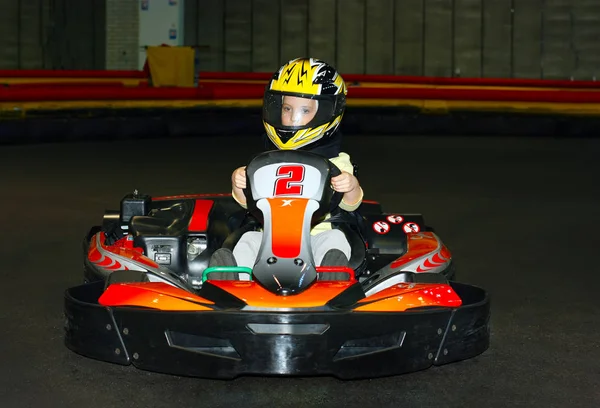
[90,232,159,270]
[315,266,357,282]
[188,200,214,232]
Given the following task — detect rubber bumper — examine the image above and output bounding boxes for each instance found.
[64,280,490,379]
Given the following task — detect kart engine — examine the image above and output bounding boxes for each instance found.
[186,236,208,261]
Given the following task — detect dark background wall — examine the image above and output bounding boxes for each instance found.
[184,0,600,79]
[1,0,600,79]
[0,0,105,70]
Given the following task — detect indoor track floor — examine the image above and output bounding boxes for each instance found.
[1,135,598,408]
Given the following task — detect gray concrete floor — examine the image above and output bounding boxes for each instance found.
[1,134,599,408]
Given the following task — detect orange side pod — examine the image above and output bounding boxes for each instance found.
[356,283,462,312]
[99,282,214,311]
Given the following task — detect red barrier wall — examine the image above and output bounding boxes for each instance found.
[0,70,147,78]
[3,81,600,104]
[2,70,600,113]
[5,81,132,89]
[2,69,600,88]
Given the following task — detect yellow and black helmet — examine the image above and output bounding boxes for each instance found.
[263,58,347,150]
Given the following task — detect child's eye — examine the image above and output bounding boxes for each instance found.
[302,108,311,114]
[282,106,291,112]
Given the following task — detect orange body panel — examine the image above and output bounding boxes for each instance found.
[439,244,452,260]
[355,283,462,312]
[267,197,309,258]
[98,279,461,312]
[209,280,355,308]
[99,282,214,310]
[391,232,444,269]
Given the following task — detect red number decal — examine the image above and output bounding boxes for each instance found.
[274,165,305,196]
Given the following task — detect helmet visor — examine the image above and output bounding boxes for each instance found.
[263,91,337,131]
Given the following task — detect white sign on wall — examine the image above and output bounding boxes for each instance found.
[138,0,185,70]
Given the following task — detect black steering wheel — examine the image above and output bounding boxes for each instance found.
[327,161,343,214]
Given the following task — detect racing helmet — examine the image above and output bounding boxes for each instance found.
[263,58,347,150]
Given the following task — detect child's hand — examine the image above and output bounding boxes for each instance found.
[232,166,247,189]
[331,171,359,193]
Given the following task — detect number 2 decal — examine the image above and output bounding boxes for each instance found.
[274,165,305,196]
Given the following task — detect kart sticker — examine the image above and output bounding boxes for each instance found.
[274,164,305,196]
[253,163,320,199]
[373,221,390,234]
[386,215,404,224]
[403,222,420,233]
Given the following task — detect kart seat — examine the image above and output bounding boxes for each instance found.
[129,202,193,237]
[129,216,174,236]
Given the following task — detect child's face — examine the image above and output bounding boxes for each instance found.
[281,96,318,126]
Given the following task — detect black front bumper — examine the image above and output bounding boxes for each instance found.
[64,281,490,379]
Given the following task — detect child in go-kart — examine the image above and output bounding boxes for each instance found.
[229,58,363,269]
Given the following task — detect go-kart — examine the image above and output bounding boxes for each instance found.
[64,150,490,379]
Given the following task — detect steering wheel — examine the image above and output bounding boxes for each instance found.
[327,161,343,214]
